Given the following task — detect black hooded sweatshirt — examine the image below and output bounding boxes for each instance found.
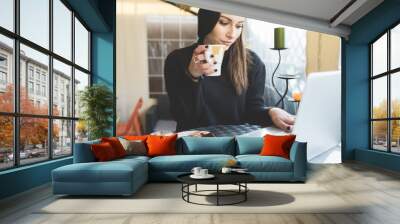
[164,9,272,131]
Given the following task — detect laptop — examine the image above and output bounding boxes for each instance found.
[240,71,342,164]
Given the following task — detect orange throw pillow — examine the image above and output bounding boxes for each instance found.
[123,135,148,142]
[101,137,126,158]
[259,134,296,159]
[91,142,117,161]
[146,134,177,157]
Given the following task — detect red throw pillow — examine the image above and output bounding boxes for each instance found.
[259,134,296,159]
[91,142,118,161]
[101,137,126,158]
[146,134,177,157]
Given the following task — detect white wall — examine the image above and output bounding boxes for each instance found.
[117,0,151,124]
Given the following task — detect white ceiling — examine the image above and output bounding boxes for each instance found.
[170,0,384,38]
[227,0,352,23]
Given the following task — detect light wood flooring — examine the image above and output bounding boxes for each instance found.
[1,161,400,224]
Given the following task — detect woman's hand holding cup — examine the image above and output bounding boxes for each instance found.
[188,45,217,78]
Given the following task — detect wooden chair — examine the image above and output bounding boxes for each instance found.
[116,97,143,136]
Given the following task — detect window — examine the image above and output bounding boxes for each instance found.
[0,116,13,170]
[0,0,14,32]
[74,69,89,118]
[20,0,49,49]
[0,54,8,89]
[42,85,46,97]
[53,59,72,117]
[28,81,34,94]
[74,18,89,70]
[35,83,40,95]
[28,67,34,80]
[371,23,400,154]
[53,119,72,158]
[0,55,7,67]
[54,89,58,105]
[0,0,91,170]
[53,0,72,60]
[0,34,13,112]
[35,70,41,81]
[20,117,49,165]
[146,16,197,98]
[0,71,6,85]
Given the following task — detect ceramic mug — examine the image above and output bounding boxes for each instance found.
[221,167,232,174]
[204,44,225,76]
[200,169,209,176]
[191,167,202,176]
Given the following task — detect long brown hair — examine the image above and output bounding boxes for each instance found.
[227,32,253,95]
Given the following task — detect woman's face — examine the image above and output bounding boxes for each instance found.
[204,13,245,50]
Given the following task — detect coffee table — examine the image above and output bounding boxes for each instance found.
[177,173,255,206]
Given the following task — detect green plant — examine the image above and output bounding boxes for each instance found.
[79,84,113,140]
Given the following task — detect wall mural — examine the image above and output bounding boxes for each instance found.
[115,0,341,163]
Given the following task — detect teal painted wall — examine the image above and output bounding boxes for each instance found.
[0,158,72,199]
[91,0,116,135]
[355,149,400,172]
[91,32,115,135]
[0,0,116,200]
[343,0,400,171]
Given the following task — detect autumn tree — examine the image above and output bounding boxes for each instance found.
[0,85,13,150]
[0,84,59,152]
[372,99,400,143]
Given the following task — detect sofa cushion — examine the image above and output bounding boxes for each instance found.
[147,134,177,157]
[119,138,147,156]
[91,142,118,161]
[236,155,293,172]
[115,155,150,163]
[52,158,147,183]
[148,154,235,172]
[260,134,296,159]
[101,137,127,158]
[179,137,235,155]
[123,135,148,141]
[235,137,263,155]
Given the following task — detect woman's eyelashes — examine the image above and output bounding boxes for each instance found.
[218,20,229,26]
[219,20,243,30]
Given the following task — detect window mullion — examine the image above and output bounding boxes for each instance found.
[388,30,391,153]
[370,45,374,150]
[49,0,54,160]
[13,0,21,167]
[71,10,76,154]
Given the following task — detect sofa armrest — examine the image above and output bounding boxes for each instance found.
[73,140,100,163]
[289,141,307,181]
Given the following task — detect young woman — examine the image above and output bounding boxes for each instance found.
[164,9,294,132]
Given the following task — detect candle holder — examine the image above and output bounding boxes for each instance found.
[271,27,290,109]
[288,98,300,114]
[275,73,299,109]
[270,47,288,109]
[288,80,303,113]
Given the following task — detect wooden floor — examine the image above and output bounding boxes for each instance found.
[1,162,400,224]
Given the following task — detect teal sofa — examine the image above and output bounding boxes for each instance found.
[52,137,307,196]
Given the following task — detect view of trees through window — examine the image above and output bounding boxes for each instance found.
[0,0,91,170]
[371,23,400,153]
